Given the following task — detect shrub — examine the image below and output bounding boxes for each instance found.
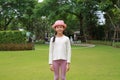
[0,43,34,51]
[35,40,45,44]
[0,31,34,50]
[114,42,120,48]
[87,40,120,48]
[0,30,26,44]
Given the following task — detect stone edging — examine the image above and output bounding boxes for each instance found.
[72,43,95,47]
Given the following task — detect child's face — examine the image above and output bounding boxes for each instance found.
[55,25,64,34]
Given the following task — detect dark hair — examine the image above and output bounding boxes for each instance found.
[52,32,57,42]
[52,31,65,42]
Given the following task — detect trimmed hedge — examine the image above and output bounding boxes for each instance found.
[0,30,26,44]
[0,31,34,50]
[87,40,120,48]
[0,43,34,51]
[114,42,120,48]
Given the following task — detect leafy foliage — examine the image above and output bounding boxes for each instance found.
[0,0,120,42]
[0,31,26,44]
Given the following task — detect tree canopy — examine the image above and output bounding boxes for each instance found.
[0,0,120,42]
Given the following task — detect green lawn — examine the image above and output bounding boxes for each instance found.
[0,44,120,80]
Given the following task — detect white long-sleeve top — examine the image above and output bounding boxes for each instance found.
[49,35,71,64]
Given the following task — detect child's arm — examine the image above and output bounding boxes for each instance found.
[66,63,70,72]
[49,64,54,71]
[66,38,71,64]
[49,37,53,65]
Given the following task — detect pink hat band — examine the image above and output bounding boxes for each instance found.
[52,20,67,29]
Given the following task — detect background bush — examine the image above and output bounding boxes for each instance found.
[87,40,120,48]
[0,31,34,50]
[0,30,26,44]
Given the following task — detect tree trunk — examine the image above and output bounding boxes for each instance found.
[105,31,108,41]
[116,26,119,42]
[106,13,117,46]
[112,29,116,46]
[4,17,13,30]
[79,14,86,42]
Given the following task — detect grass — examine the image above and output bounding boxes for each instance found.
[0,44,120,80]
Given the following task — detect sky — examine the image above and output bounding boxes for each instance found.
[38,0,43,3]
[96,11,106,25]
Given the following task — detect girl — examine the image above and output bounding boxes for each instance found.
[49,20,71,80]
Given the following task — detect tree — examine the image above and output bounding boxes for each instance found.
[99,0,120,45]
[33,18,50,40]
[0,0,37,30]
[35,0,99,42]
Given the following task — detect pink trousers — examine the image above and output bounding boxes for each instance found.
[53,60,67,80]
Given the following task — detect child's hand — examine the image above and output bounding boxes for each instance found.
[50,64,54,71]
[66,63,70,72]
